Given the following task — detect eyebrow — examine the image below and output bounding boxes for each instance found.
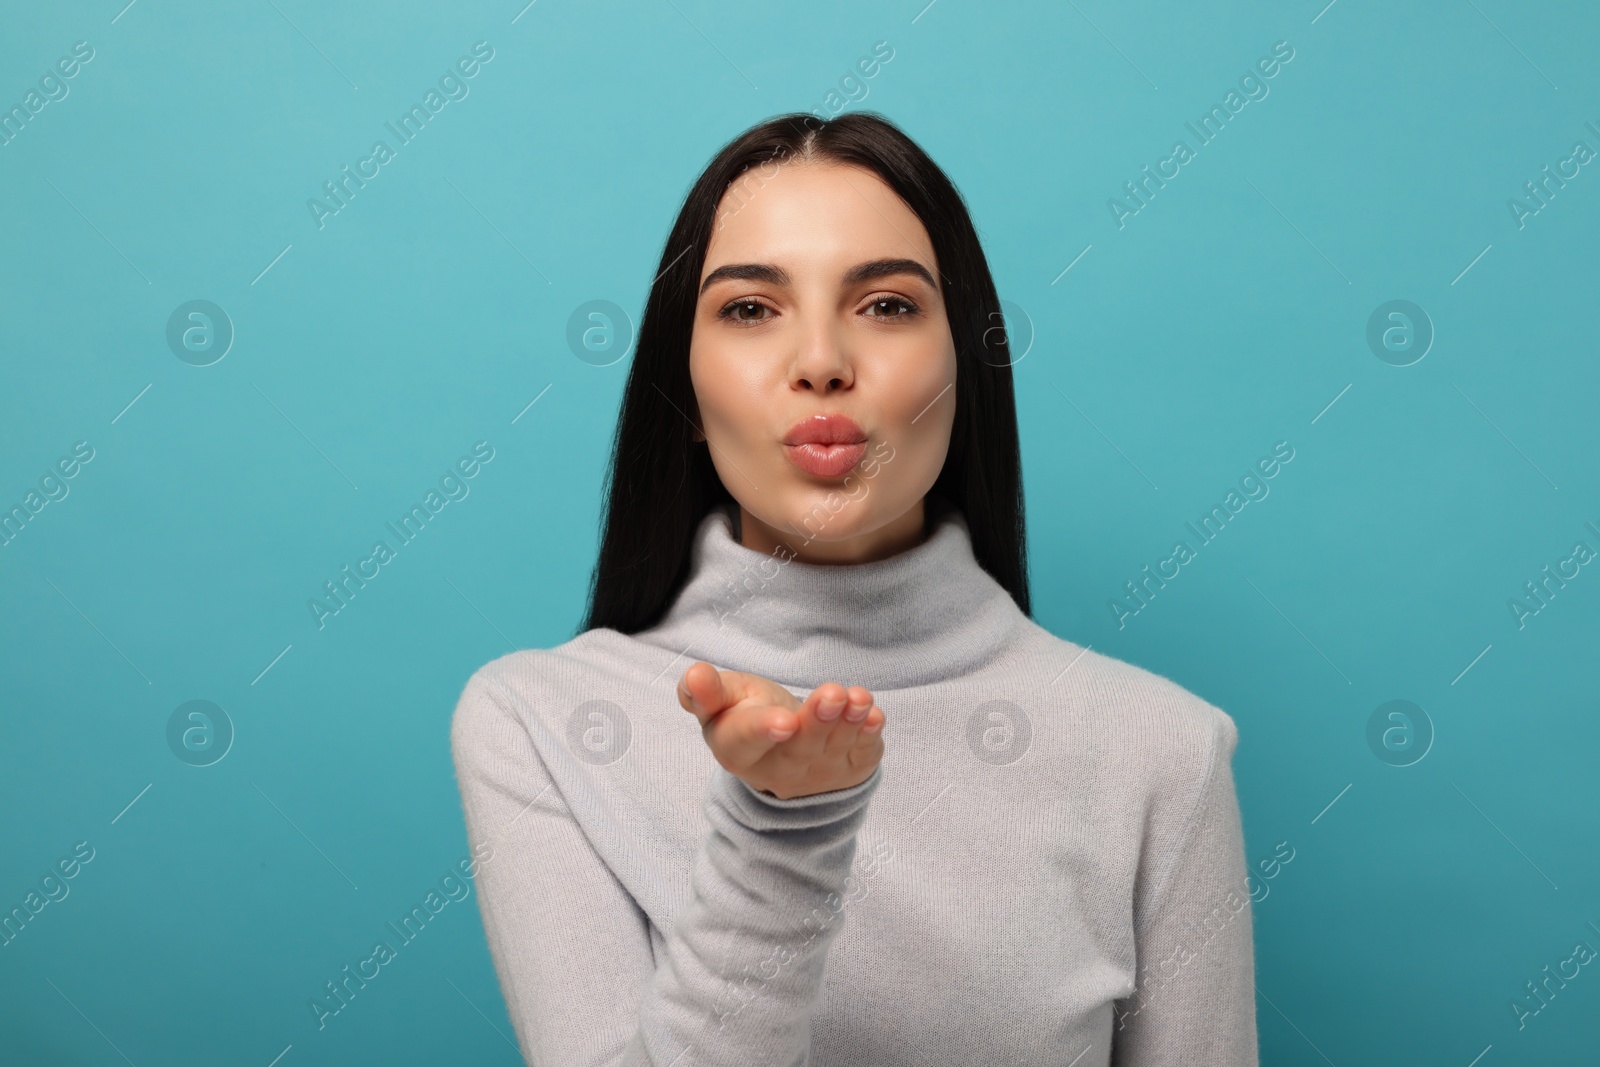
[698,257,937,297]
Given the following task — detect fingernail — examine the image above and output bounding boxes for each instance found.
[769,726,796,740]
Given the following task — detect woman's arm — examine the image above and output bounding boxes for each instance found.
[1110,709,1259,1066]
[450,666,880,1066]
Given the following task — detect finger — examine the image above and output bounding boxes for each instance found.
[862,704,886,734]
[776,682,847,761]
[810,682,850,723]
[678,661,736,727]
[821,689,875,761]
[840,685,874,724]
[845,706,887,773]
[707,696,801,777]
[713,670,799,740]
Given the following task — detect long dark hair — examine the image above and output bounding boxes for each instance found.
[579,110,1029,635]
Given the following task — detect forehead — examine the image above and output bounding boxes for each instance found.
[702,160,934,279]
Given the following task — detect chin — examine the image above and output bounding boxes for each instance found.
[773,491,875,542]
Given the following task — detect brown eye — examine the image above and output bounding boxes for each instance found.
[718,300,773,324]
[865,296,918,319]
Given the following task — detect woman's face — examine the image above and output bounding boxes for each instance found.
[689,159,958,564]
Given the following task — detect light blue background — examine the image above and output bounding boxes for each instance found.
[3,0,1597,1063]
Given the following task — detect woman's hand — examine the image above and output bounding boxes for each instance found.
[676,661,886,801]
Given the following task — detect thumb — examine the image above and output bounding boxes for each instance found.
[678,661,735,725]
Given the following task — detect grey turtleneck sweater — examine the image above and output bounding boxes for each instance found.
[450,499,1258,1065]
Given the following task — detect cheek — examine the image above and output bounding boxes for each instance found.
[691,343,769,440]
[688,331,731,411]
[872,348,957,472]
[884,339,955,418]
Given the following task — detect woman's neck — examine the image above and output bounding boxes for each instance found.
[735,497,929,565]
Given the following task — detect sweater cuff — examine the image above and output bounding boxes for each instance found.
[714,764,883,829]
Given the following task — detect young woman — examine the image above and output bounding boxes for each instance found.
[451,111,1258,1066]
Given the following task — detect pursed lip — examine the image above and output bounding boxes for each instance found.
[782,413,867,446]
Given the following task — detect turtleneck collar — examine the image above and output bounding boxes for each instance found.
[632,495,1028,691]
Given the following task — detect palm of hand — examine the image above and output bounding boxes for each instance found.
[677,661,887,800]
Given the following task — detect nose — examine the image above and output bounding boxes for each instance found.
[790,316,854,394]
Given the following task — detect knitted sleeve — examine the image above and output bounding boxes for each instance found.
[449,666,881,1066]
[1109,707,1259,1065]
